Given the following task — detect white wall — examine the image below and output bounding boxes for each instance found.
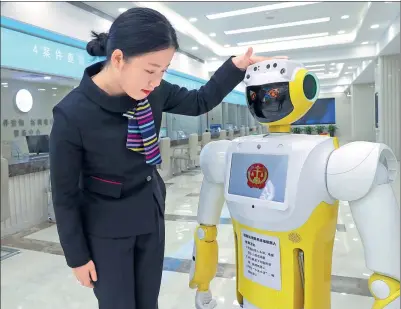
[1,78,73,142]
[351,83,376,142]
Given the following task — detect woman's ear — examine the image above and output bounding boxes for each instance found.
[110,49,125,70]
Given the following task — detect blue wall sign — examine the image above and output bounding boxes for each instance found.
[1,27,102,79]
[0,16,245,105]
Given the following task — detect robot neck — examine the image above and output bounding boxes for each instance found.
[269,124,291,133]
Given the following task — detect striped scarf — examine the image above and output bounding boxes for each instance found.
[124,99,162,165]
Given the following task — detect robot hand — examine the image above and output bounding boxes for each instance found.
[195,290,217,309]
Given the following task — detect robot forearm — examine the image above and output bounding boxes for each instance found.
[189,141,230,294]
[350,182,400,309]
[189,179,225,292]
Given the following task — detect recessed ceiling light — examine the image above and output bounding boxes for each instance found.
[337,30,345,34]
[191,46,199,50]
[305,64,325,68]
[341,15,349,19]
[361,41,369,45]
[3,85,8,88]
[331,63,336,65]
[308,68,325,72]
[209,33,216,37]
[189,17,197,22]
[52,87,57,90]
[44,76,51,80]
[237,32,329,46]
[209,57,218,61]
[206,2,317,19]
[224,44,231,48]
[38,88,46,91]
[118,8,127,13]
[1,82,8,85]
[348,66,353,69]
[53,94,57,97]
[345,72,352,74]
[370,24,379,29]
[225,17,330,35]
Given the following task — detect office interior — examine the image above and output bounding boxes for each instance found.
[1,1,400,309]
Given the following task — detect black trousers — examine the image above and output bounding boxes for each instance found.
[87,211,165,309]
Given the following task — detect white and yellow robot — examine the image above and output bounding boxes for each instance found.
[189,59,400,309]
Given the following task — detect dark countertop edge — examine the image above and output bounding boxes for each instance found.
[8,157,50,178]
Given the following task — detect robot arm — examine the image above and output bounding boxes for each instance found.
[189,140,231,308]
[327,142,400,309]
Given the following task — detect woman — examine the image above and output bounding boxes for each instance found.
[50,7,283,309]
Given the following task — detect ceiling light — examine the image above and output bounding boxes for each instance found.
[209,57,218,61]
[361,41,369,45]
[189,17,197,22]
[1,82,8,85]
[370,24,379,29]
[191,46,199,50]
[118,8,127,13]
[331,63,336,65]
[309,68,325,72]
[53,94,57,97]
[38,88,46,91]
[348,66,353,69]
[52,87,57,90]
[345,72,352,74]
[206,2,317,19]
[337,30,345,34]
[3,85,8,88]
[341,15,349,19]
[224,44,231,48]
[209,33,216,37]
[305,64,325,68]
[225,17,330,35]
[44,76,51,80]
[237,32,329,46]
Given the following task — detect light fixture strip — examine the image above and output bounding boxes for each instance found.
[225,17,330,35]
[206,2,318,19]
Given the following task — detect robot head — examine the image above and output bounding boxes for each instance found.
[243,59,320,127]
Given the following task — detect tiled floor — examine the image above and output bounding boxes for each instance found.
[2,161,400,309]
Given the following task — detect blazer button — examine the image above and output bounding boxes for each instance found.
[146,176,152,182]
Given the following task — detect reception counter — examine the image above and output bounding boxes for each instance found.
[1,126,262,237]
[1,155,50,237]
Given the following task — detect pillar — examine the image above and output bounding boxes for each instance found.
[376,54,401,160]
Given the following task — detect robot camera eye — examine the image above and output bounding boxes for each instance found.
[280,68,286,74]
[246,74,250,79]
[273,63,277,68]
[266,64,270,69]
[253,67,257,71]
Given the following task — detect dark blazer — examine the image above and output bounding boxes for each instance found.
[50,57,245,268]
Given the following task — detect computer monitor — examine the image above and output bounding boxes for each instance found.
[26,135,49,155]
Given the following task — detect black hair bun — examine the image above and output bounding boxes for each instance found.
[86,31,108,57]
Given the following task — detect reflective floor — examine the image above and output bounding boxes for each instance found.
[1,163,400,309]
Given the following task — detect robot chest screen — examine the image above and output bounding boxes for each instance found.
[228,152,289,203]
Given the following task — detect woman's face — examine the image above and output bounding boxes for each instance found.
[112,47,176,100]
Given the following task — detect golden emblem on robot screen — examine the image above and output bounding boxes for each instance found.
[247,163,268,189]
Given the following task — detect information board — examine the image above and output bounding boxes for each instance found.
[241,229,281,290]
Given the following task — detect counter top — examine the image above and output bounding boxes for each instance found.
[8,155,50,177]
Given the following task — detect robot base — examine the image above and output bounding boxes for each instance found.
[233,200,339,309]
